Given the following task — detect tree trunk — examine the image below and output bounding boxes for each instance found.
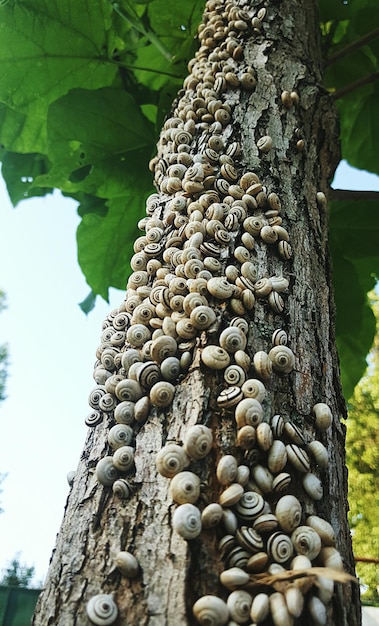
[33,0,360,625]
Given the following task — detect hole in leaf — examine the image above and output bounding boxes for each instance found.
[69,164,92,183]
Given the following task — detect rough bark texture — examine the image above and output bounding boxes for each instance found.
[33,0,360,625]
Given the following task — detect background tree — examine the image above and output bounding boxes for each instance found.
[0,554,36,589]
[0,0,378,625]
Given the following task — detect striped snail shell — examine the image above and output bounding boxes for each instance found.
[216,455,238,486]
[108,424,133,449]
[88,386,106,410]
[113,446,134,472]
[172,503,202,540]
[286,444,310,473]
[313,402,332,431]
[150,381,175,407]
[302,472,323,500]
[284,420,306,444]
[285,584,304,618]
[227,590,253,624]
[307,440,329,468]
[291,525,322,560]
[268,290,285,314]
[235,397,263,427]
[112,476,133,499]
[85,410,103,427]
[99,392,117,413]
[250,593,270,623]
[234,491,265,521]
[115,379,142,403]
[278,240,292,260]
[253,351,272,379]
[86,594,118,625]
[219,567,249,591]
[170,471,201,505]
[275,495,302,532]
[136,361,161,390]
[201,503,223,529]
[269,345,295,374]
[115,551,139,577]
[114,401,135,425]
[272,472,292,492]
[190,305,216,330]
[224,364,246,386]
[306,515,335,546]
[271,414,284,437]
[160,356,181,382]
[96,457,119,486]
[236,526,264,553]
[241,378,266,403]
[269,592,293,626]
[267,532,293,563]
[192,595,229,626]
[183,424,213,460]
[201,345,230,370]
[217,386,243,409]
[156,444,189,478]
[272,328,288,346]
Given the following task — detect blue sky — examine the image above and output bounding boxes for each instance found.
[0,161,378,583]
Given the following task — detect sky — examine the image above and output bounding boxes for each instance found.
[0,161,379,585]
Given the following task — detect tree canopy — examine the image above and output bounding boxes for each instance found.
[0,554,36,588]
[0,0,378,399]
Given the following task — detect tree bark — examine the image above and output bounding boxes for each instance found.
[33,0,360,625]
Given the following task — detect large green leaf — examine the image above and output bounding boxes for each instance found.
[0,103,46,154]
[77,194,144,300]
[1,152,52,205]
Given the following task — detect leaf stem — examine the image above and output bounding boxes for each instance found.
[326,28,379,67]
[112,2,173,62]
[332,71,379,100]
[331,189,379,202]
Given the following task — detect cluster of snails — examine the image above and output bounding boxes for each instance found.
[81,0,347,624]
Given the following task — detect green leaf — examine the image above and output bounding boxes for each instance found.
[0,0,116,114]
[0,103,46,154]
[79,290,97,314]
[33,87,155,198]
[1,151,52,205]
[76,194,143,299]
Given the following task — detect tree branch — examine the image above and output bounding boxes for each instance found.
[332,72,379,100]
[331,189,379,202]
[326,28,379,66]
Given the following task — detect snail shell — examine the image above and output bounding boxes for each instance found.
[172,503,202,540]
[275,495,302,532]
[126,323,151,348]
[190,305,216,330]
[169,471,201,504]
[217,386,244,409]
[216,455,238,486]
[219,567,249,591]
[284,420,305,445]
[251,464,273,493]
[306,515,335,546]
[151,335,178,363]
[201,345,231,370]
[234,350,251,371]
[236,526,264,553]
[134,396,150,423]
[272,329,288,346]
[136,361,161,390]
[235,398,263,427]
[207,276,234,300]
[113,446,134,472]
[108,424,133,449]
[115,551,139,577]
[291,526,322,560]
[253,513,279,534]
[313,403,332,431]
[121,349,141,372]
[256,422,273,451]
[271,414,284,437]
[115,379,142,403]
[183,424,213,460]
[246,551,269,573]
[86,594,118,625]
[270,592,294,626]
[112,478,132,499]
[291,555,312,570]
[149,381,175,407]
[192,595,229,626]
[219,327,247,353]
[285,584,304,618]
[85,410,103,427]
[227,589,253,624]
[302,472,323,500]
[319,546,343,570]
[250,593,269,623]
[308,596,327,626]
[160,356,181,382]
[222,508,238,534]
[272,472,291,492]
[286,444,310,473]
[241,378,266,403]
[96,457,119,486]
[317,576,335,604]
[234,491,265,521]
[201,503,223,529]
[307,441,329,468]
[269,345,295,374]
[114,401,135,424]
[224,365,246,387]
[268,440,287,473]
[267,532,293,563]
[236,465,250,487]
[219,483,244,507]
[156,444,189,478]
[253,351,272,379]
[67,471,75,486]
[237,425,257,450]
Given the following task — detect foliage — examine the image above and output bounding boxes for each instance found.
[346,293,379,604]
[0,0,378,396]
[0,554,36,588]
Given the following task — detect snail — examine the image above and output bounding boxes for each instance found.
[108,424,133,450]
[291,525,322,560]
[172,503,202,540]
[115,551,139,577]
[95,457,119,487]
[149,381,175,407]
[183,424,213,460]
[275,495,302,532]
[169,471,201,504]
[216,455,238,486]
[156,444,189,478]
[227,589,253,623]
[192,595,229,626]
[86,594,118,625]
[112,446,135,472]
[201,503,223,529]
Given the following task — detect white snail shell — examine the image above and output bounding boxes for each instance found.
[201,345,231,370]
[86,594,118,625]
[227,589,253,623]
[192,595,229,626]
[253,350,272,379]
[149,381,175,407]
[183,424,213,460]
[222,508,238,534]
[308,596,327,626]
[268,440,287,473]
[306,515,335,546]
[108,424,133,450]
[285,584,304,618]
[114,400,135,425]
[115,551,139,577]
[313,402,332,431]
[219,326,247,353]
[112,478,132,499]
[235,398,263,427]
[67,471,75,486]
[250,592,269,623]
[156,444,189,478]
[302,472,323,500]
[201,503,223,529]
[220,567,249,591]
[96,457,119,486]
[291,526,322,560]
[172,503,202,540]
[275,495,302,532]
[286,444,310,473]
[241,378,266,403]
[112,446,135,472]
[269,592,293,626]
[219,483,244,507]
[251,464,273,493]
[269,345,295,374]
[319,546,344,570]
[307,440,329,468]
[216,455,238,486]
[169,471,201,504]
[256,422,273,451]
